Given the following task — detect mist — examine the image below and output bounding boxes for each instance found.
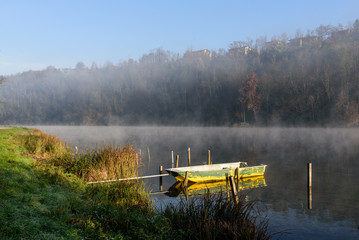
[35,125,359,229]
[1,20,359,126]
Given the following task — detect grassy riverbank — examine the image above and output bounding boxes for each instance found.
[0,127,272,239]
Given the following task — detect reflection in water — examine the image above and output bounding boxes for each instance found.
[33,126,359,239]
[166,176,266,197]
[308,163,312,210]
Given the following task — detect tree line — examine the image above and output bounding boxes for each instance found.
[1,20,359,126]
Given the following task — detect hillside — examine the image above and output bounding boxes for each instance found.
[1,21,359,126]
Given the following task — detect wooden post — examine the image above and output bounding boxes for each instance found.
[183,185,189,200]
[184,171,189,188]
[208,150,211,165]
[188,148,191,166]
[308,163,312,209]
[176,155,179,168]
[225,173,230,200]
[182,171,190,200]
[147,146,151,169]
[171,151,174,168]
[308,163,312,188]
[229,176,239,204]
[236,167,240,190]
[87,173,171,184]
[159,165,163,191]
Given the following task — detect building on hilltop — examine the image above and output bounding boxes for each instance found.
[185,49,212,58]
[228,46,252,57]
[331,29,352,40]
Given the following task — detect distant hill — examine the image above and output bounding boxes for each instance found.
[1,20,359,126]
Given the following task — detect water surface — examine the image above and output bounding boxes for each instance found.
[34,126,359,239]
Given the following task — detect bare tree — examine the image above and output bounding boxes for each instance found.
[239,72,261,123]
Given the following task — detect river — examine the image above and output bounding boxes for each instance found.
[33,126,359,239]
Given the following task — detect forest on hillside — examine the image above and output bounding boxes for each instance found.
[1,20,359,126]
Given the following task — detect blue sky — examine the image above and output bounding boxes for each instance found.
[0,0,358,75]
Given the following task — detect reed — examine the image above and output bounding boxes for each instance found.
[22,129,72,160]
[23,130,140,183]
[20,129,149,208]
[86,181,150,207]
[162,193,272,240]
[56,144,139,182]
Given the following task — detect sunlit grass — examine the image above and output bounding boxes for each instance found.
[0,128,84,239]
[0,127,154,239]
[68,144,140,182]
[22,128,71,160]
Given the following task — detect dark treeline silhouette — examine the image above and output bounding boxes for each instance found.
[1,20,359,126]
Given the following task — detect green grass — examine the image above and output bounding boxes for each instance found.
[0,127,158,239]
[0,128,83,239]
[0,127,273,239]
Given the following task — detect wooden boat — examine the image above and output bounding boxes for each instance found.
[167,175,266,197]
[166,162,266,183]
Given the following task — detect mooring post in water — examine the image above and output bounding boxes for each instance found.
[159,165,163,191]
[188,147,191,166]
[171,151,174,168]
[147,146,151,169]
[208,150,211,165]
[184,171,189,188]
[176,155,179,168]
[236,167,240,190]
[229,176,239,204]
[181,171,190,200]
[225,173,230,200]
[308,163,313,209]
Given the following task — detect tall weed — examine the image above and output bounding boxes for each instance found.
[70,144,139,182]
[22,129,72,161]
[162,193,272,240]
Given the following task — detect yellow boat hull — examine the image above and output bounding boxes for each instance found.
[167,175,266,197]
[166,163,266,183]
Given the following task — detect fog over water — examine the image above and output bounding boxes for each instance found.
[33,126,359,239]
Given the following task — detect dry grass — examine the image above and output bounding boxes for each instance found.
[22,130,140,183]
[21,129,148,207]
[83,145,139,181]
[22,129,72,161]
[56,144,140,182]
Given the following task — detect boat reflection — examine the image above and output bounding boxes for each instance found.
[166,175,266,198]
